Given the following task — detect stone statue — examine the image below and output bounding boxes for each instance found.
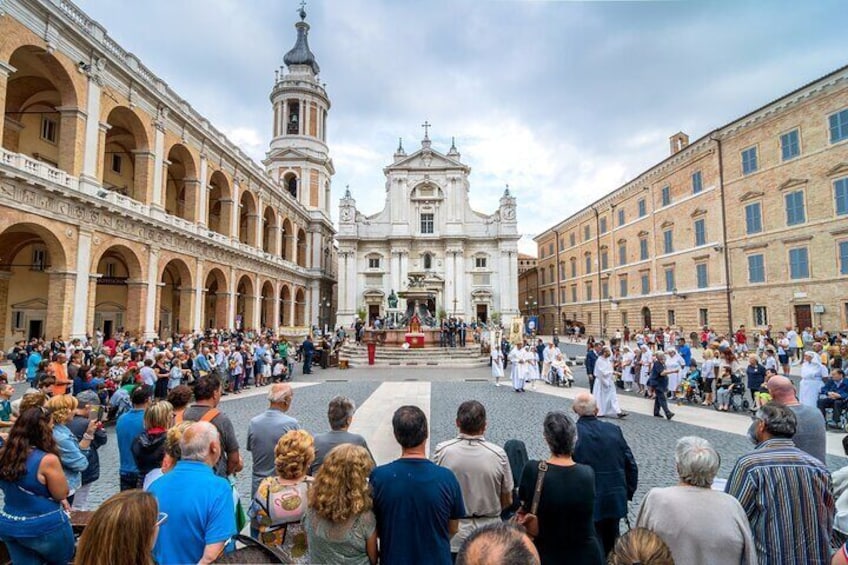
[388,289,398,309]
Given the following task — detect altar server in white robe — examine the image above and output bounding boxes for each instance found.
[491,345,504,386]
[799,350,826,408]
[664,348,682,397]
[620,345,635,392]
[509,343,525,392]
[526,345,542,390]
[639,344,653,394]
[593,346,627,418]
[542,342,560,384]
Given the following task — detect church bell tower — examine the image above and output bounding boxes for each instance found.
[264,4,334,218]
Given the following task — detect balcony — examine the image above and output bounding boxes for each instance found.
[0,147,332,280]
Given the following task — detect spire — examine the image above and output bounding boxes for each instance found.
[283,2,320,75]
[503,184,511,197]
[397,137,405,154]
[344,184,351,199]
[447,136,460,158]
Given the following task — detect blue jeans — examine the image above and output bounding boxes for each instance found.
[1,523,75,565]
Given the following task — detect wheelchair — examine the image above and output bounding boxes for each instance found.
[548,365,574,388]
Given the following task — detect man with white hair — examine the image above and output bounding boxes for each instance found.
[572,392,638,556]
[592,346,626,418]
[247,383,300,496]
[150,421,236,565]
[637,436,756,564]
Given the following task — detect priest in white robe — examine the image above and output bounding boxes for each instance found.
[592,346,627,418]
[509,343,525,392]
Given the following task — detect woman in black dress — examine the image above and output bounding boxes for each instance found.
[519,412,604,565]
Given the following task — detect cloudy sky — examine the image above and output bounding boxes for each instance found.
[75,0,846,255]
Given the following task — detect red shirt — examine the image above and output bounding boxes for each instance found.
[735,331,747,344]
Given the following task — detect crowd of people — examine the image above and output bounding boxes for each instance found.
[1,322,848,564]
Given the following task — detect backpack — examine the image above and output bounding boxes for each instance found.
[502,439,528,519]
[176,407,219,425]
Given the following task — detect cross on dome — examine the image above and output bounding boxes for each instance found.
[421,120,431,140]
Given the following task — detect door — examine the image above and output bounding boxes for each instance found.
[368,305,380,324]
[641,307,652,330]
[28,319,43,341]
[476,304,488,324]
[103,320,113,340]
[794,304,812,330]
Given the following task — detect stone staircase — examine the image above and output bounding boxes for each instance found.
[339,343,489,368]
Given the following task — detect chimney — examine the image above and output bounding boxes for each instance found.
[669,132,689,155]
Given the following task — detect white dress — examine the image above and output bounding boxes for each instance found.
[592,355,622,417]
[520,348,536,383]
[640,349,653,386]
[621,352,635,383]
[665,356,682,393]
[509,348,524,390]
[491,349,504,378]
[799,360,824,408]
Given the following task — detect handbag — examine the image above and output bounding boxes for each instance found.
[511,461,547,539]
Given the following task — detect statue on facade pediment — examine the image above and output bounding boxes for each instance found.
[388,289,398,308]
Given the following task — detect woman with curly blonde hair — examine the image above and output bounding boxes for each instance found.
[249,429,315,563]
[304,444,377,565]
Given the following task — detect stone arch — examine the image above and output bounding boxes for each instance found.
[203,267,228,330]
[262,206,278,254]
[165,143,199,222]
[207,170,232,237]
[235,274,255,330]
[260,280,274,330]
[3,45,83,175]
[279,284,291,327]
[296,228,307,267]
[238,190,258,246]
[91,243,145,338]
[0,220,72,348]
[294,287,306,327]
[158,258,193,336]
[281,217,293,261]
[101,106,150,202]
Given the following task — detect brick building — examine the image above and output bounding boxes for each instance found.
[535,65,848,338]
[0,1,336,348]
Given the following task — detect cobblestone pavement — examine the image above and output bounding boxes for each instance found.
[5,359,846,526]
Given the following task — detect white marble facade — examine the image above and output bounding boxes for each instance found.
[336,135,520,327]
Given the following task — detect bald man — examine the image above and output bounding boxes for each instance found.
[247,383,300,496]
[456,522,540,565]
[766,376,826,463]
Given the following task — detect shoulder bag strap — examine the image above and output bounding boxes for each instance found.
[199,408,220,423]
[529,461,548,515]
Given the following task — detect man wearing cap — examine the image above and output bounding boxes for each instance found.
[68,390,108,509]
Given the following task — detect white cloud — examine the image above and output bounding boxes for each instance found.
[73,0,846,259]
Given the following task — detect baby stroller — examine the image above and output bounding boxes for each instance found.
[677,369,704,405]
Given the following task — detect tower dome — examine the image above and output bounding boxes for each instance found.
[283,6,320,75]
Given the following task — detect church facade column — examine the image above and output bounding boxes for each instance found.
[230,181,241,242]
[193,259,204,332]
[253,274,262,330]
[150,123,166,209]
[197,155,209,228]
[227,266,237,329]
[273,282,281,332]
[144,247,160,338]
[71,230,93,339]
[456,252,466,318]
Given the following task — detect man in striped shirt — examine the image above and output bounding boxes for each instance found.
[726,402,834,565]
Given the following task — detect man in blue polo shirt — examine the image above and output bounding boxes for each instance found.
[370,405,465,565]
[150,420,236,564]
[115,384,151,490]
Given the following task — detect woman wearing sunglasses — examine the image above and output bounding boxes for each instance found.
[76,490,164,565]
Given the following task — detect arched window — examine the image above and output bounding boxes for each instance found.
[423,253,432,270]
[283,173,298,199]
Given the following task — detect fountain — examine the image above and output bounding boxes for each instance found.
[377,272,440,348]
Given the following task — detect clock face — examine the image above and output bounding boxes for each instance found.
[504,207,515,220]
[341,207,352,221]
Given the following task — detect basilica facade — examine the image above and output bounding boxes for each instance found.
[0,1,335,347]
[336,134,520,327]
